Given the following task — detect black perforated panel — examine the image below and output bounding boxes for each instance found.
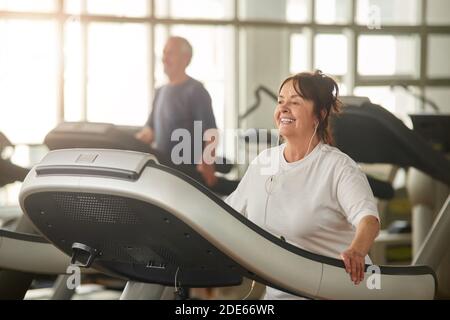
[24,191,243,287]
[54,193,138,225]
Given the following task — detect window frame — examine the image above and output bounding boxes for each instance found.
[0,0,449,135]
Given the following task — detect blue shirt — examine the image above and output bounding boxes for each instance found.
[146,77,217,164]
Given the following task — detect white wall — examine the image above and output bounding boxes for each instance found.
[239,0,290,130]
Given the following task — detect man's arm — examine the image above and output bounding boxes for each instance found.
[197,128,219,187]
[135,92,158,144]
[193,85,218,187]
[135,126,154,145]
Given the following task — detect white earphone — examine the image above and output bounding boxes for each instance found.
[264,121,320,224]
[268,121,319,193]
[305,121,319,157]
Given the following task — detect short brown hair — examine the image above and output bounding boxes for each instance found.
[279,70,342,145]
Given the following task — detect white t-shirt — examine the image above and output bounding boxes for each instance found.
[225,142,379,300]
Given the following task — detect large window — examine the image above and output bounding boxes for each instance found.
[0,0,57,12]
[315,0,351,24]
[0,0,449,206]
[427,0,450,25]
[65,0,149,16]
[86,22,150,125]
[315,33,348,75]
[356,0,421,26]
[0,0,449,147]
[0,19,58,144]
[155,24,233,131]
[427,35,450,78]
[358,35,420,77]
[156,0,233,19]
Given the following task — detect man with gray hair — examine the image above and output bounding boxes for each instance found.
[136,36,218,187]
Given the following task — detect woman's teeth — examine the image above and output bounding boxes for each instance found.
[280,118,295,124]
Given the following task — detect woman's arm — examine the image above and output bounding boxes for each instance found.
[340,215,380,285]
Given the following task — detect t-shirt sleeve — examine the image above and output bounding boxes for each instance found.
[224,166,253,218]
[336,164,380,229]
[191,84,217,133]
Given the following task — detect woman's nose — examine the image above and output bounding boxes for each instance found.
[279,103,290,113]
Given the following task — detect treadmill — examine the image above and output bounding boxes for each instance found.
[18,149,436,300]
[2,98,449,299]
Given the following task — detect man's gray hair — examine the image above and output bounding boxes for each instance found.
[169,36,193,64]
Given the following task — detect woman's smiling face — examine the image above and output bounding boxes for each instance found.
[274,79,317,140]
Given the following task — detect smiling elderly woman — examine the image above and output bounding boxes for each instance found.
[225,70,380,300]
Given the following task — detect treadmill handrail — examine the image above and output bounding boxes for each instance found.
[147,162,436,278]
[19,149,438,299]
[20,157,436,279]
[239,85,278,123]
